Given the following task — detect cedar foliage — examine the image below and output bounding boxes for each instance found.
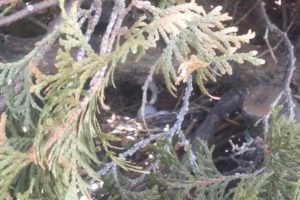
[0,0,299,199]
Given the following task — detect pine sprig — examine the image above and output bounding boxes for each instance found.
[0,145,32,200]
[0,31,58,133]
[158,140,232,199]
[263,108,300,199]
[232,173,272,200]
[112,3,265,96]
[230,108,300,199]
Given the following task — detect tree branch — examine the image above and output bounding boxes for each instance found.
[0,0,59,27]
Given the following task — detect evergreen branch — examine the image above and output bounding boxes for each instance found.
[39,0,264,181]
[32,0,129,165]
[140,64,157,124]
[232,172,272,200]
[33,1,265,159]
[0,28,59,127]
[263,108,300,199]
[229,107,300,199]
[5,68,41,132]
[0,1,274,198]
[98,133,167,175]
[167,167,265,189]
[0,146,33,200]
[31,0,155,179]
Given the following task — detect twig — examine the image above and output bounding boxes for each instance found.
[97,132,167,175]
[233,1,259,26]
[129,160,160,191]
[263,28,277,63]
[282,88,295,120]
[168,167,265,188]
[106,0,138,51]
[222,0,229,11]
[88,0,128,109]
[258,38,283,57]
[256,0,295,119]
[184,118,198,136]
[286,13,297,34]
[98,76,194,175]
[173,87,184,111]
[293,94,300,101]
[27,16,49,31]
[224,118,240,126]
[77,0,103,60]
[86,0,102,42]
[140,64,157,127]
[257,12,295,58]
[99,0,124,55]
[230,0,240,26]
[0,0,59,27]
[167,76,193,146]
[281,0,287,31]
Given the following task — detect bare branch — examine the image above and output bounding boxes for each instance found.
[0,0,59,27]
[263,28,278,63]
